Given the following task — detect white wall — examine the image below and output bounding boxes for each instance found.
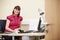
[0,0,45,21]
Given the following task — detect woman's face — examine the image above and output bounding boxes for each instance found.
[14,9,20,15]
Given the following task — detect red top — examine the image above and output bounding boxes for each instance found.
[5,15,23,32]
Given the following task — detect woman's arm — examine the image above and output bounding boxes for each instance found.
[5,19,14,32]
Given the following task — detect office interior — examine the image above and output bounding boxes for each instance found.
[0,0,60,40]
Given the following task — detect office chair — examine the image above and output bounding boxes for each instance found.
[0,20,6,33]
[37,12,45,40]
[0,19,6,40]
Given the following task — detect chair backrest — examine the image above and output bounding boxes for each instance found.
[0,20,6,33]
[37,17,41,31]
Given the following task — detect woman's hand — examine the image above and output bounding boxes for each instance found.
[13,28,19,33]
[14,29,18,32]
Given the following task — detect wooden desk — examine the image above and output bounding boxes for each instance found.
[0,32,45,40]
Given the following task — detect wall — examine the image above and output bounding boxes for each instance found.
[0,0,45,21]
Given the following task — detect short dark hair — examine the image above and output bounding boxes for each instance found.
[12,6,21,17]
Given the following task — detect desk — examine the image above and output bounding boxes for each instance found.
[0,32,45,40]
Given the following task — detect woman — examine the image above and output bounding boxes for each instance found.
[4,6,23,40]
